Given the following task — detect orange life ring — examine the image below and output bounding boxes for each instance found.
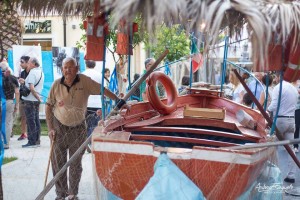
[284,45,300,82]
[146,71,178,115]
[283,31,300,82]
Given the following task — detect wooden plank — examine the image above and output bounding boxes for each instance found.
[161,118,237,131]
[93,131,131,141]
[133,126,257,142]
[130,134,240,147]
[183,105,225,120]
[188,88,222,96]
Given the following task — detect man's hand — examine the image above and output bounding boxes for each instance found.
[116,98,126,109]
[96,109,102,116]
[13,104,18,113]
[18,78,25,84]
[48,129,56,142]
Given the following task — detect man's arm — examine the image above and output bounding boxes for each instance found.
[103,87,118,101]
[29,83,41,102]
[103,87,128,109]
[14,88,20,112]
[267,86,278,113]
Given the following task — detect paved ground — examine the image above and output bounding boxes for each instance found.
[2,136,97,200]
[2,136,300,200]
[277,146,300,200]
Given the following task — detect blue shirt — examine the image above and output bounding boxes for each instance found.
[248,79,263,100]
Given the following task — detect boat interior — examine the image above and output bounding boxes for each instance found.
[104,89,267,149]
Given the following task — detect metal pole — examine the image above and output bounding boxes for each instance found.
[127,23,132,92]
[220,36,229,97]
[189,33,194,88]
[101,24,107,120]
[63,17,66,47]
[224,138,300,150]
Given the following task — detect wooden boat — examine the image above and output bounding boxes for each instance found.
[92,86,276,200]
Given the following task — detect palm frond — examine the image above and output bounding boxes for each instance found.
[5,0,300,72]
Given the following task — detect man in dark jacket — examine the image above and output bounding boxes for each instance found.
[17,56,30,140]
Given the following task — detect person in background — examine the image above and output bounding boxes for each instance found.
[82,60,102,153]
[131,73,141,101]
[242,92,253,107]
[272,73,280,86]
[267,74,298,183]
[46,57,123,200]
[104,68,110,88]
[19,57,44,147]
[178,75,190,95]
[0,58,13,74]
[241,72,250,84]
[228,70,245,104]
[140,58,155,101]
[293,80,300,153]
[56,49,66,74]
[248,72,264,101]
[17,56,30,140]
[0,62,19,149]
[259,74,273,108]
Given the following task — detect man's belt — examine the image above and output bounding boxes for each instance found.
[277,116,294,118]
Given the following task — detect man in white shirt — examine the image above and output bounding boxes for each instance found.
[81,60,102,152]
[20,57,44,147]
[268,77,298,183]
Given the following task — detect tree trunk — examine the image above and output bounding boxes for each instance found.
[0,2,22,60]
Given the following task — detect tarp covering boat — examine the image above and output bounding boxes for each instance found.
[136,153,205,200]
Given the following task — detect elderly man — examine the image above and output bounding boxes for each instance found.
[0,62,19,149]
[46,57,122,200]
[20,57,44,147]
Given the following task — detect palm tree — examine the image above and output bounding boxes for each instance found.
[0,1,22,61]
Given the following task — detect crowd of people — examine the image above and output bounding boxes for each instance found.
[0,56,44,149]
[0,56,119,200]
[223,69,300,183]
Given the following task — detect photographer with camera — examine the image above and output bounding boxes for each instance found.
[17,56,30,141]
[19,57,44,148]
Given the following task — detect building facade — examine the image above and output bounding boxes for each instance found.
[20,15,146,77]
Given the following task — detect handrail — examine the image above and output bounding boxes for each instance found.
[226,60,266,100]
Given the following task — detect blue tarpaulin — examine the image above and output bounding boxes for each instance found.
[136,153,205,200]
[0,71,5,166]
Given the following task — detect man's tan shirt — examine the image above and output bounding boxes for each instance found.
[47,74,101,126]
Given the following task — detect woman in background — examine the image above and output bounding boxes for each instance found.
[104,68,110,88]
[228,70,245,104]
[259,74,273,108]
